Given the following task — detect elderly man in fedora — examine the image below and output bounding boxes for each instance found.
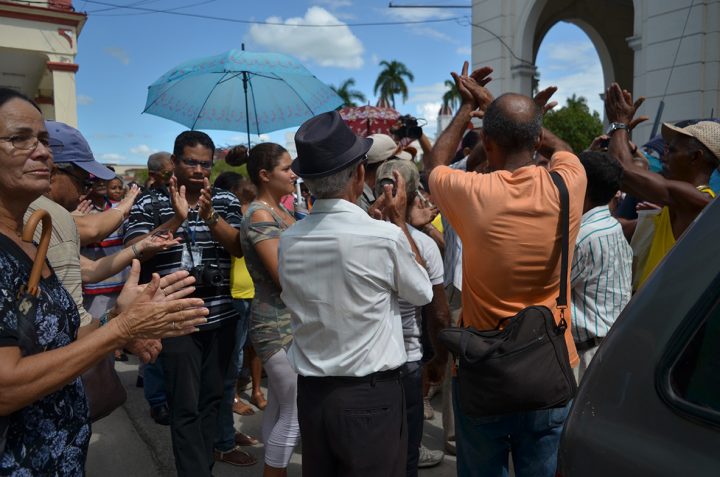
[277,111,433,477]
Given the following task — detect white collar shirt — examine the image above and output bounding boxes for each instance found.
[278,198,433,377]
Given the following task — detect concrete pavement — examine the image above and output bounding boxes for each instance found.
[86,357,457,476]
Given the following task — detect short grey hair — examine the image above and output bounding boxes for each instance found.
[147,152,172,172]
[303,161,359,199]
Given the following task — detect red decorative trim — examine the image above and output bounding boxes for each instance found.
[0,2,86,28]
[47,61,78,72]
[35,95,54,105]
[57,28,73,48]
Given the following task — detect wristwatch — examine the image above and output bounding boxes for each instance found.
[204,210,220,226]
[606,122,628,135]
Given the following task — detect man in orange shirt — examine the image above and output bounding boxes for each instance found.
[425,63,587,477]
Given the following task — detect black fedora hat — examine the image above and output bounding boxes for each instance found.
[292,111,373,178]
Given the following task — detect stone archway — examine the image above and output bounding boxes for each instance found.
[471,0,720,143]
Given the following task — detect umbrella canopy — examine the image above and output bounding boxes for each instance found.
[144,49,343,146]
[339,104,400,137]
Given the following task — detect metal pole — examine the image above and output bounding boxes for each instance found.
[242,71,251,149]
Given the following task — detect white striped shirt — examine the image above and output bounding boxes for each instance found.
[570,205,632,342]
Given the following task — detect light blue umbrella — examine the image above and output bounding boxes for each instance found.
[144,47,343,147]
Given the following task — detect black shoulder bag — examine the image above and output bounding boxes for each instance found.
[438,171,577,417]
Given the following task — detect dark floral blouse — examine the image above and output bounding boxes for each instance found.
[0,234,90,476]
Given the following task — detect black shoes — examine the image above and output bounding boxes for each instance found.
[150,404,170,426]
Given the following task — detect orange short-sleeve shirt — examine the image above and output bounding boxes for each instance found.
[429,151,587,366]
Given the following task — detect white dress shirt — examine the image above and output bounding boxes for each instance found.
[278,198,433,377]
[570,205,633,342]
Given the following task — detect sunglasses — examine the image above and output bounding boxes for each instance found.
[178,156,212,170]
[54,166,94,191]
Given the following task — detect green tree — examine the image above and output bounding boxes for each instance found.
[543,95,603,153]
[210,157,248,183]
[442,79,461,110]
[373,60,414,108]
[331,78,367,107]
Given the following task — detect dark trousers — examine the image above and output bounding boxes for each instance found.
[402,361,423,477]
[297,370,407,477]
[160,319,236,477]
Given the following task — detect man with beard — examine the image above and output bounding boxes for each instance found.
[125,130,244,477]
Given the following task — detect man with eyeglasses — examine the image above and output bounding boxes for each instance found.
[125,130,246,476]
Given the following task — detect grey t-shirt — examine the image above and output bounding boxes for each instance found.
[399,226,444,362]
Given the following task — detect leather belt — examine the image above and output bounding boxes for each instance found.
[575,336,604,352]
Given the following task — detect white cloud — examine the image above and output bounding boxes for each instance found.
[104,47,130,65]
[249,7,364,69]
[456,46,471,56]
[407,82,447,105]
[537,40,604,115]
[77,94,94,105]
[408,25,454,42]
[129,144,157,156]
[384,7,456,22]
[370,53,380,65]
[538,62,604,115]
[100,153,126,162]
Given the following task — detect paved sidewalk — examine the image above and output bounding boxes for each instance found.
[86,357,457,476]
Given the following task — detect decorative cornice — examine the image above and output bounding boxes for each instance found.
[47,61,78,72]
[0,1,86,31]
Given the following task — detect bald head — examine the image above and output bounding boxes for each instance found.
[483,93,542,154]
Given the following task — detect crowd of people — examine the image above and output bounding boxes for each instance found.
[0,58,718,477]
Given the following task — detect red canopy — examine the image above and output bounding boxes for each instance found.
[338,105,400,137]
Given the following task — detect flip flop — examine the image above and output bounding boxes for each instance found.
[234,432,259,447]
[232,396,255,416]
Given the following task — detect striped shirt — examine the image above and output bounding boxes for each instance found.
[570,205,632,342]
[124,187,242,329]
[81,202,128,295]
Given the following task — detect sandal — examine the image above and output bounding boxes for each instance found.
[213,447,257,467]
[250,392,267,411]
[234,431,259,446]
[232,396,255,416]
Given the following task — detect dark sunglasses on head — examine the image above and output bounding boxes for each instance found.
[178,156,212,169]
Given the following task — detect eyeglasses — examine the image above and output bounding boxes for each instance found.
[178,156,212,169]
[0,134,63,154]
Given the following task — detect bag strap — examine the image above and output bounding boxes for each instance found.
[549,172,570,317]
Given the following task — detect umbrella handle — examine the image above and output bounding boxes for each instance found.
[21,209,52,297]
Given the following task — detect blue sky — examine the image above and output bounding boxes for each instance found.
[73,0,603,165]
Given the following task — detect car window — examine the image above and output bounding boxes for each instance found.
[661,288,720,426]
[671,303,720,412]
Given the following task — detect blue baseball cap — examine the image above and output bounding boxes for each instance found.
[45,120,115,180]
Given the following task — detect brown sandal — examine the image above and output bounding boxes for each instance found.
[232,395,255,416]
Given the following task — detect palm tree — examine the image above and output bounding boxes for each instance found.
[373,60,415,108]
[331,78,367,108]
[442,79,461,110]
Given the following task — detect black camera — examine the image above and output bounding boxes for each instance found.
[391,115,423,140]
[190,263,224,287]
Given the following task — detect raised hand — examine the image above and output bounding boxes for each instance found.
[72,198,92,216]
[116,183,140,218]
[198,178,214,221]
[169,176,189,222]
[451,62,494,116]
[382,170,409,227]
[408,195,438,228]
[605,83,649,129]
[534,86,558,115]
